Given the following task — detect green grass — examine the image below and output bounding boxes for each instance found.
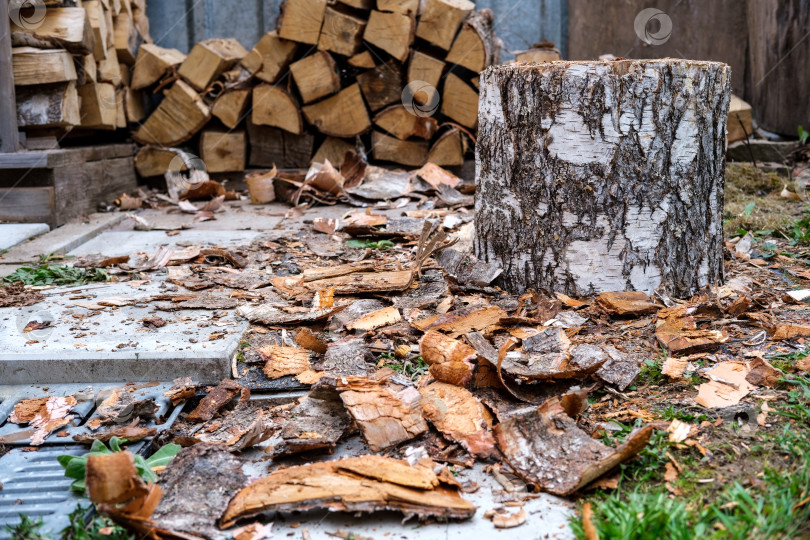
[3,254,109,287]
[573,376,810,539]
[4,504,133,540]
[346,239,395,250]
[380,353,429,381]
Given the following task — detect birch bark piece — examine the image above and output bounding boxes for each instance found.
[475,60,731,297]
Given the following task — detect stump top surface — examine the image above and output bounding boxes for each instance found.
[489,58,729,74]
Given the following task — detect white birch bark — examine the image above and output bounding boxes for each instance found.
[474,60,731,297]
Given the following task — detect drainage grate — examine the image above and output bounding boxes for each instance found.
[0,382,185,537]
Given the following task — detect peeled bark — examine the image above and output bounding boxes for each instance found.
[475,60,731,298]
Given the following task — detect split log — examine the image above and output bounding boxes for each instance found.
[364,10,414,62]
[16,82,80,129]
[211,88,251,130]
[514,46,561,64]
[348,51,375,68]
[135,146,186,178]
[78,54,97,84]
[428,127,468,166]
[77,82,117,130]
[372,131,428,167]
[440,73,478,128]
[242,31,297,84]
[177,38,248,92]
[445,9,499,73]
[133,80,210,146]
[357,60,403,112]
[12,47,77,85]
[277,0,327,45]
[475,60,731,297]
[378,0,420,15]
[10,7,94,55]
[199,129,246,173]
[252,84,302,134]
[84,1,108,58]
[313,137,356,168]
[415,0,474,50]
[407,51,444,92]
[374,104,438,140]
[318,7,366,57]
[289,50,341,104]
[123,87,146,123]
[113,12,137,64]
[727,95,752,144]
[336,0,374,8]
[131,43,186,90]
[301,83,371,138]
[247,122,314,168]
[96,46,122,85]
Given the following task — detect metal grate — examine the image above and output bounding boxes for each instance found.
[0,382,185,537]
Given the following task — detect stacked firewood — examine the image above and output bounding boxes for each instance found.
[11,0,152,138]
[132,0,500,174]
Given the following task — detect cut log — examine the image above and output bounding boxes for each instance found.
[131,43,186,90]
[335,0,374,8]
[114,92,126,128]
[445,9,499,73]
[313,137,356,168]
[133,80,210,146]
[96,46,122,85]
[12,47,77,85]
[252,84,302,134]
[727,95,753,144]
[16,82,80,128]
[277,0,327,45]
[514,46,561,64]
[348,51,375,68]
[78,54,98,84]
[211,88,251,129]
[200,129,247,173]
[374,105,438,140]
[135,146,187,178]
[475,60,731,297]
[247,122,315,168]
[415,0,474,50]
[440,73,478,129]
[363,10,414,62]
[9,7,94,55]
[407,51,444,94]
[112,11,137,64]
[77,82,117,130]
[372,131,428,166]
[124,87,146,123]
[378,0,420,15]
[84,1,108,58]
[428,127,468,166]
[177,38,248,92]
[289,51,341,104]
[244,31,298,84]
[318,7,366,57]
[301,83,371,137]
[357,60,403,111]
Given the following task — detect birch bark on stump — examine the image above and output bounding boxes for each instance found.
[475,60,731,298]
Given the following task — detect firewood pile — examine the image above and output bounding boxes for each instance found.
[11,0,151,136]
[131,0,501,175]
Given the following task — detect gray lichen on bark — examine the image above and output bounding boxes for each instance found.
[474,60,731,297]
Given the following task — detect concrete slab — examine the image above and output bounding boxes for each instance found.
[68,229,264,258]
[0,223,50,250]
[0,279,247,384]
[0,213,124,264]
[128,200,288,231]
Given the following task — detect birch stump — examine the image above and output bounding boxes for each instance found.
[475,60,731,297]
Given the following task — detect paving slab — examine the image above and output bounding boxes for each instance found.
[0,213,124,264]
[0,223,50,250]
[68,229,264,258]
[128,200,288,231]
[0,279,247,384]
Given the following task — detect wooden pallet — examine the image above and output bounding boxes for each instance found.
[0,143,138,227]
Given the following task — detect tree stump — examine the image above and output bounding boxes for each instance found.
[475,60,731,298]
